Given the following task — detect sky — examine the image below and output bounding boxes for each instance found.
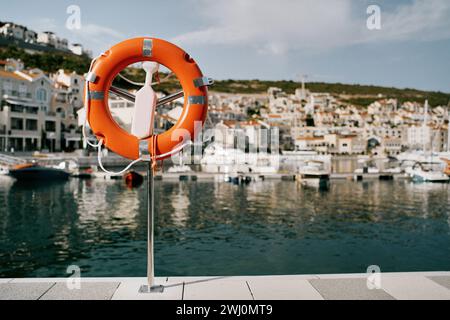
[1,0,450,92]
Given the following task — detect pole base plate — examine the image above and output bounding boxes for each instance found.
[139,284,165,294]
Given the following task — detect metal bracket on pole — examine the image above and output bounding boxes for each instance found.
[139,160,164,294]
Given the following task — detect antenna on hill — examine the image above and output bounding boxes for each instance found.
[296,74,309,99]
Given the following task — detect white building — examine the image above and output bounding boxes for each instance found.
[0,60,85,152]
[0,59,61,151]
[37,31,58,47]
[51,69,85,150]
[56,38,69,50]
[51,69,84,109]
[0,22,37,43]
[69,43,83,55]
[405,125,431,151]
[0,22,25,39]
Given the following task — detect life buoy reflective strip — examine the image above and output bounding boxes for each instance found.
[85,37,209,161]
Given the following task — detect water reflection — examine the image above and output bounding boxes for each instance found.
[170,183,189,228]
[0,176,449,277]
[74,179,140,227]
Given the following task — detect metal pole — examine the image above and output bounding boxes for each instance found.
[139,160,164,293]
[147,160,154,287]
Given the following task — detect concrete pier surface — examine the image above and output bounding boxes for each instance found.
[1,271,449,300]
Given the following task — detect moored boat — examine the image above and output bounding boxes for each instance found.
[297,160,330,190]
[124,170,144,188]
[8,163,70,181]
[406,162,449,183]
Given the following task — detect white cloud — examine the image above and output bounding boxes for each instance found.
[29,17,125,55]
[74,24,125,40]
[172,0,355,54]
[66,23,127,56]
[70,23,125,53]
[365,0,450,42]
[172,0,450,55]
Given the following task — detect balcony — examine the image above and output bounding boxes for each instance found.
[9,130,41,138]
[8,105,39,115]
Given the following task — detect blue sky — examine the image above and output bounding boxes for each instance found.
[2,0,450,93]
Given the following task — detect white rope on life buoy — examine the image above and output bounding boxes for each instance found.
[95,138,193,176]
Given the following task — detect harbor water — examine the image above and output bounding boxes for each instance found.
[0,176,449,278]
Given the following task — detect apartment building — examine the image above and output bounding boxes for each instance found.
[294,133,366,155]
[69,43,83,55]
[383,137,403,156]
[0,60,87,152]
[405,125,431,151]
[0,22,24,40]
[0,60,60,151]
[51,69,85,150]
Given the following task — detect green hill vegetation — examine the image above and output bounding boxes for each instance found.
[0,44,90,74]
[1,45,449,107]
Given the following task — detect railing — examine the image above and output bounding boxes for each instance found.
[0,153,27,165]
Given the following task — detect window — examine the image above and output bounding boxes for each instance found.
[36,88,47,102]
[45,121,56,132]
[2,81,12,92]
[11,117,23,130]
[26,107,38,114]
[19,84,27,97]
[11,105,23,113]
[25,119,38,131]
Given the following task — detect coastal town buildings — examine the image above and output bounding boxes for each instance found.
[0,54,448,157]
[261,86,449,156]
[0,21,91,57]
[0,59,85,152]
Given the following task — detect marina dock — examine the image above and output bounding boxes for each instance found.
[1,271,449,300]
[111,172,408,182]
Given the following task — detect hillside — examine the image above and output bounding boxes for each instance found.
[116,72,450,107]
[1,45,449,107]
[0,44,90,74]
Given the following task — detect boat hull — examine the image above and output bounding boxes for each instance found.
[9,167,70,180]
[412,174,449,183]
[297,173,330,190]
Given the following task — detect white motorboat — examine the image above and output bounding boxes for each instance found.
[406,163,449,183]
[297,160,330,189]
[397,151,450,166]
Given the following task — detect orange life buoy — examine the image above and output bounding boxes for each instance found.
[85,37,209,161]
